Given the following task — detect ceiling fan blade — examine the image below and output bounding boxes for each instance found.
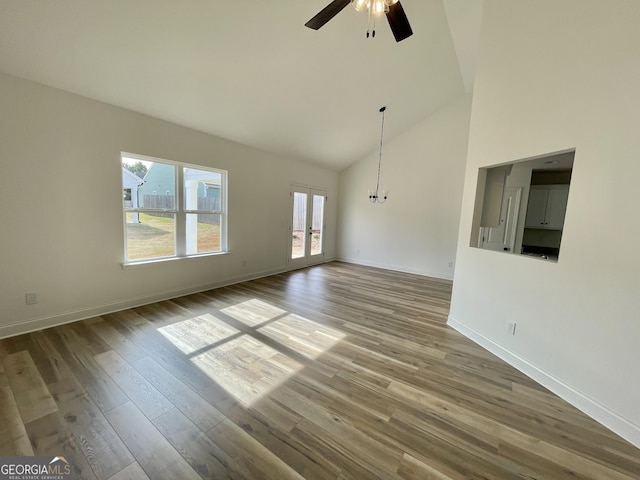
[386,2,413,42]
[305,0,351,30]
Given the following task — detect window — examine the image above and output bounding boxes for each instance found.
[122,153,227,263]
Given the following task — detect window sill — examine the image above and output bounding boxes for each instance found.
[121,251,229,269]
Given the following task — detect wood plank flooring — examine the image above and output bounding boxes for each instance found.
[1,262,638,479]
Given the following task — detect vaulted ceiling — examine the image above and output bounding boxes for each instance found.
[0,0,482,171]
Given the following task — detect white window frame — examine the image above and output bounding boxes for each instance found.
[122,152,228,265]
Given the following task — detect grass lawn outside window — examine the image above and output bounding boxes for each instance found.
[125,212,220,261]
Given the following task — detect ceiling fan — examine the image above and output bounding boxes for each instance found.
[305,0,413,42]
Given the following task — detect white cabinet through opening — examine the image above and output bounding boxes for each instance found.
[524,185,569,230]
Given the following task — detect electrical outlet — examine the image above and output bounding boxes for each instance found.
[25,292,38,305]
[448,261,454,268]
[507,321,517,335]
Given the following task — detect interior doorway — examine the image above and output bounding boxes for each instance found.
[480,187,522,253]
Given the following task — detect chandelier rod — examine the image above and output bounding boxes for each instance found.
[375,106,386,194]
[369,105,388,203]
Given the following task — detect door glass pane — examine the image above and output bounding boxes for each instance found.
[125,212,176,261]
[291,192,307,259]
[311,195,324,256]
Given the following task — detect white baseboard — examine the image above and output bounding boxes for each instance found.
[336,256,454,281]
[447,315,640,449]
[0,266,289,340]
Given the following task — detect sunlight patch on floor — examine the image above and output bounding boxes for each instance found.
[157,313,239,354]
[191,336,304,406]
[221,298,286,327]
[158,299,346,406]
[259,313,345,360]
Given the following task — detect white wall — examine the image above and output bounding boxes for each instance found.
[337,95,471,280]
[449,0,640,447]
[0,73,338,338]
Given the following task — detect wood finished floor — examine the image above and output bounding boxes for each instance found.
[0,262,638,479]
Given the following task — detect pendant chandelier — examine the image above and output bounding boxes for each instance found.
[369,106,389,204]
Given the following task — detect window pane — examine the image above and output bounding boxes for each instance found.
[186,213,221,255]
[291,192,307,259]
[136,161,176,210]
[184,167,222,211]
[125,212,176,261]
[122,160,146,209]
[311,195,324,256]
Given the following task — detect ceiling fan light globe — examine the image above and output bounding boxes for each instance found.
[371,0,388,16]
[351,0,368,12]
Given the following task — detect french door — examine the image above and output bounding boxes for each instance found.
[288,186,326,269]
